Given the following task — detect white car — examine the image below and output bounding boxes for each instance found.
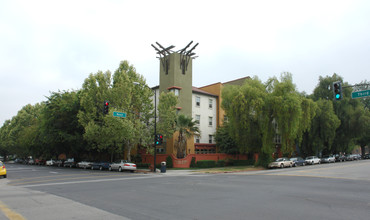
[321,155,335,163]
[46,159,56,166]
[268,157,293,168]
[77,161,93,169]
[305,156,321,165]
[109,160,137,172]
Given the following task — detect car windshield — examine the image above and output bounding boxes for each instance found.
[276,158,284,162]
[290,158,297,161]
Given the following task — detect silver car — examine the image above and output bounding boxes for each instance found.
[77,161,93,169]
[268,157,293,168]
[305,156,321,165]
[109,160,137,172]
[321,155,335,163]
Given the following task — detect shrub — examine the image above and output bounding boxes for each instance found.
[216,160,225,167]
[136,163,151,168]
[190,157,196,168]
[232,159,255,166]
[196,160,216,168]
[166,156,173,168]
[256,152,273,168]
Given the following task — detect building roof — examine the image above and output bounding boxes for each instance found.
[222,76,251,86]
[192,87,218,97]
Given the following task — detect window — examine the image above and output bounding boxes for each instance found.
[195,115,200,125]
[195,137,200,143]
[274,134,281,144]
[170,89,179,96]
[209,99,213,109]
[196,96,200,107]
[209,135,213,144]
[208,116,213,126]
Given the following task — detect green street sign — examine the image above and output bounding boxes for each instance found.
[113,111,126,118]
[351,90,370,99]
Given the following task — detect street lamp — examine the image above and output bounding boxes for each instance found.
[133,82,157,172]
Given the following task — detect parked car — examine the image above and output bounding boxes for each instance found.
[0,161,7,178]
[364,154,370,159]
[77,161,93,169]
[46,159,57,166]
[335,154,346,162]
[54,160,64,167]
[35,159,46,165]
[321,155,335,163]
[268,157,293,168]
[289,157,306,166]
[305,156,321,165]
[63,158,76,168]
[14,158,24,164]
[345,154,357,161]
[109,160,137,172]
[27,159,35,165]
[91,162,111,171]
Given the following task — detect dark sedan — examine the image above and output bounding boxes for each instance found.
[91,162,111,171]
[290,157,306,167]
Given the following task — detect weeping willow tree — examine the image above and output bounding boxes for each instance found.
[222,73,317,166]
[267,73,317,156]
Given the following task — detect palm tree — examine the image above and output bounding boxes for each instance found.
[175,114,200,158]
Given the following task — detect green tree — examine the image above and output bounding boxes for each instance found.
[221,73,316,166]
[311,73,366,154]
[78,61,153,161]
[214,122,239,154]
[302,99,340,156]
[174,114,200,158]
[157,91,178,142]
[40,90,84,158]
[267,73,317,155]
[222,76,266,154]
[0,104,43,158]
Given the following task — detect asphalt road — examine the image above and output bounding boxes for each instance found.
[1,160,370,220]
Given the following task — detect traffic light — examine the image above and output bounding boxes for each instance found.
[155,134,163,145]
[333,82,342,101]
[158,134,163,145]
[103,101,109,114]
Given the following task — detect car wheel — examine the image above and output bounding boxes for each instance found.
[118,167,122,172]
[280,164,284,168]
[99,166,103,171]
[109,166,112,171]
[91,166,94,170]
[303,162,306,166]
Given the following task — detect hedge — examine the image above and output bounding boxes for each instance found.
[196,160,216,168]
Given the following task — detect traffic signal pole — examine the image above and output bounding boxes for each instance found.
[153,89,157,172]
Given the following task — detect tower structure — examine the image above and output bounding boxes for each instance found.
[152,41,199,155]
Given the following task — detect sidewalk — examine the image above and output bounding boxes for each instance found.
[137,168,196,175]
[0,179,129,220]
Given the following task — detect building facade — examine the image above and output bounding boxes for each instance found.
[151,51,251,157]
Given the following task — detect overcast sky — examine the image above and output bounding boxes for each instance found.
[1,0,369,126]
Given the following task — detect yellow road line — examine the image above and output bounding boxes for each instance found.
[0,201,26,220]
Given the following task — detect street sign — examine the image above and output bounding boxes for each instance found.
[351,90,370,99]
[113,111,126,118]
